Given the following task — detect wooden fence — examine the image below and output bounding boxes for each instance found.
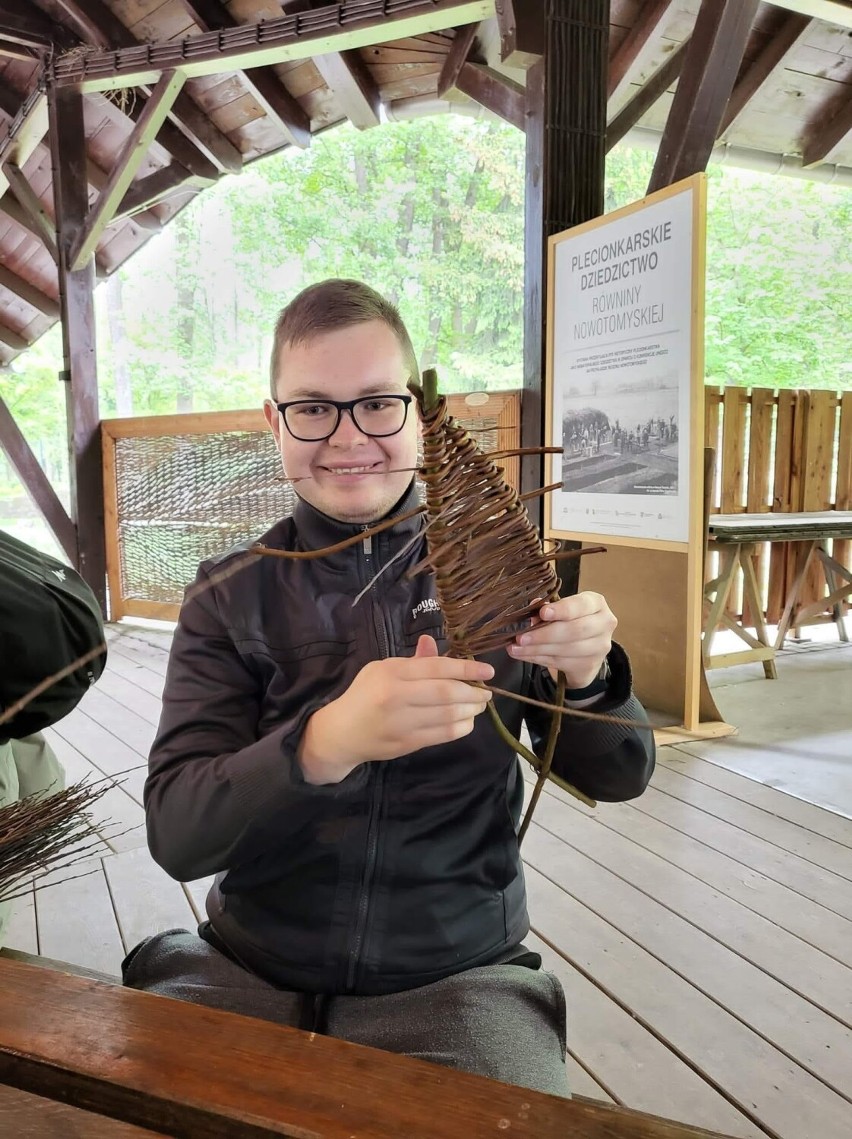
[705,387,852,623]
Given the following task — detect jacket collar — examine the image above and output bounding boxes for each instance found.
[292,481,425,572]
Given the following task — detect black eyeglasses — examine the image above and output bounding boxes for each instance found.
[276,395,413,442]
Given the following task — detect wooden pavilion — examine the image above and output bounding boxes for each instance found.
[0,5,851,1136]
[0,0,850,610]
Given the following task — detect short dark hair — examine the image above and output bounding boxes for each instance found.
[269,279,419,397]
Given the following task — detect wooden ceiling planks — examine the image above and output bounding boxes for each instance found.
[0,0,846,367]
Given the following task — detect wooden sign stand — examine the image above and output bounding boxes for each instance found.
[543,174,731,739]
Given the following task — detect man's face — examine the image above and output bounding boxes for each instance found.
[264,320,419,524]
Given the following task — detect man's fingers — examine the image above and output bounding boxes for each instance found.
[405,656,494,684]
[414,634,440,658]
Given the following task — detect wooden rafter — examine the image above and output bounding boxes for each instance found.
[648,0,760,194]
[802,87,852,165]
[607,39,689,152]
[3,163,58,261]
[0,75,162,232]
[0,193,58,260]
[0,1,75,52]
[0,396,76,559]
[608,0,678,104]
[313,50,382,130]
[719,12,812,137]
[437,23,480,97]
[769,0,852,27]
[0,320,29,350]
[50,0,494,91]
[453,62,525,131]
[70,71,186,271]
[50,0,240,175]
[0,88,48,172]
[114,163,201,225]
[494,0,543,69]
[0,264,59,318]
[175,0,311,148]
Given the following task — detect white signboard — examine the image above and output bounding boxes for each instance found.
[546,178,704,549]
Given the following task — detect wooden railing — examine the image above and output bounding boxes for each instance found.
[705,387,852,623]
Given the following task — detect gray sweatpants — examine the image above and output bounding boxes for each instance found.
[122,928,569,1097]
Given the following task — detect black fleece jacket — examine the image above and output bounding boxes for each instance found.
[145,487,655,995]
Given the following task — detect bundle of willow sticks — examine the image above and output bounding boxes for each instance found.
[0,780,111,905]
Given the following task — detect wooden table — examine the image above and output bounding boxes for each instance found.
[704,510,852,676]
[0,955,739,1139]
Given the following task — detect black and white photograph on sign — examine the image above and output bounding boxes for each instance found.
[561,358,679,495]
[548,181,698,545]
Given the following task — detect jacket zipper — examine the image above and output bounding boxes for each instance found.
[345,531,391,991]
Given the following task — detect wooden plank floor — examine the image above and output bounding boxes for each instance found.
[4,625,851,1138]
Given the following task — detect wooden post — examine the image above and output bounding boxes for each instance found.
[523,0,609,592]
[47,82,107,611]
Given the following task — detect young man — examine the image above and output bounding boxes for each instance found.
[126,279,655,1097]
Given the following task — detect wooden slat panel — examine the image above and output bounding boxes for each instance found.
[799,390,838,610]
[103,847,197,952]
[35,859,125,976]
[0,1084,170,1139]
[2,890,37,954]
[525,820,852,1113]
[832,390,852,586]
[659,750,852,849]
[647,763,852,882]
[741,388,775,623]
[525,853,850,1138]
[528,783,852,1025]
[720,387,748,514]
[704,386,722,469]
[522,932,755,1130]
[767,389,797,621]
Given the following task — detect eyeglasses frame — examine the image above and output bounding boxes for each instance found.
[274,394,413,442]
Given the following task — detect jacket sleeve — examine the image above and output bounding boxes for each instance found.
[524,641,655,802]
[144,566,367,882]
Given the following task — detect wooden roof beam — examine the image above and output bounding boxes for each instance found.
[0,319,30,350]
[0,264,60,318]
[648,0,760,194]
[0,192,58,261]
[768,0,852,28]
[2,163,58,261]
[0,396,77,560]
[51,0,240,175]
[313,50,382,129]
[608,0,678,105]
[494,0,543,69]
[0,88,48,172]
[175,0,311,148]
[114,162,208,225]
[453,62,525,131]
[0,1,76,52]
[607,39,689,152]
[70,70,186,271]
[719,12,812,137]
[802,87,852,165]
[437,23,480,97]
[50,0,494,90]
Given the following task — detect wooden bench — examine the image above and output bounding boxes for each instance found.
[0,954,739,1139]
[703,510,852,676]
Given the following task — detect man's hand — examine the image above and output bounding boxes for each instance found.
[507,592,616,690]
[298,635,494,785]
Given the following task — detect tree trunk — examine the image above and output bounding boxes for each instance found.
[105,273,134,416]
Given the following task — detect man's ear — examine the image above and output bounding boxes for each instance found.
[262,398,281,440]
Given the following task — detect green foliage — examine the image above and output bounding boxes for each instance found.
[1,114,849,516]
